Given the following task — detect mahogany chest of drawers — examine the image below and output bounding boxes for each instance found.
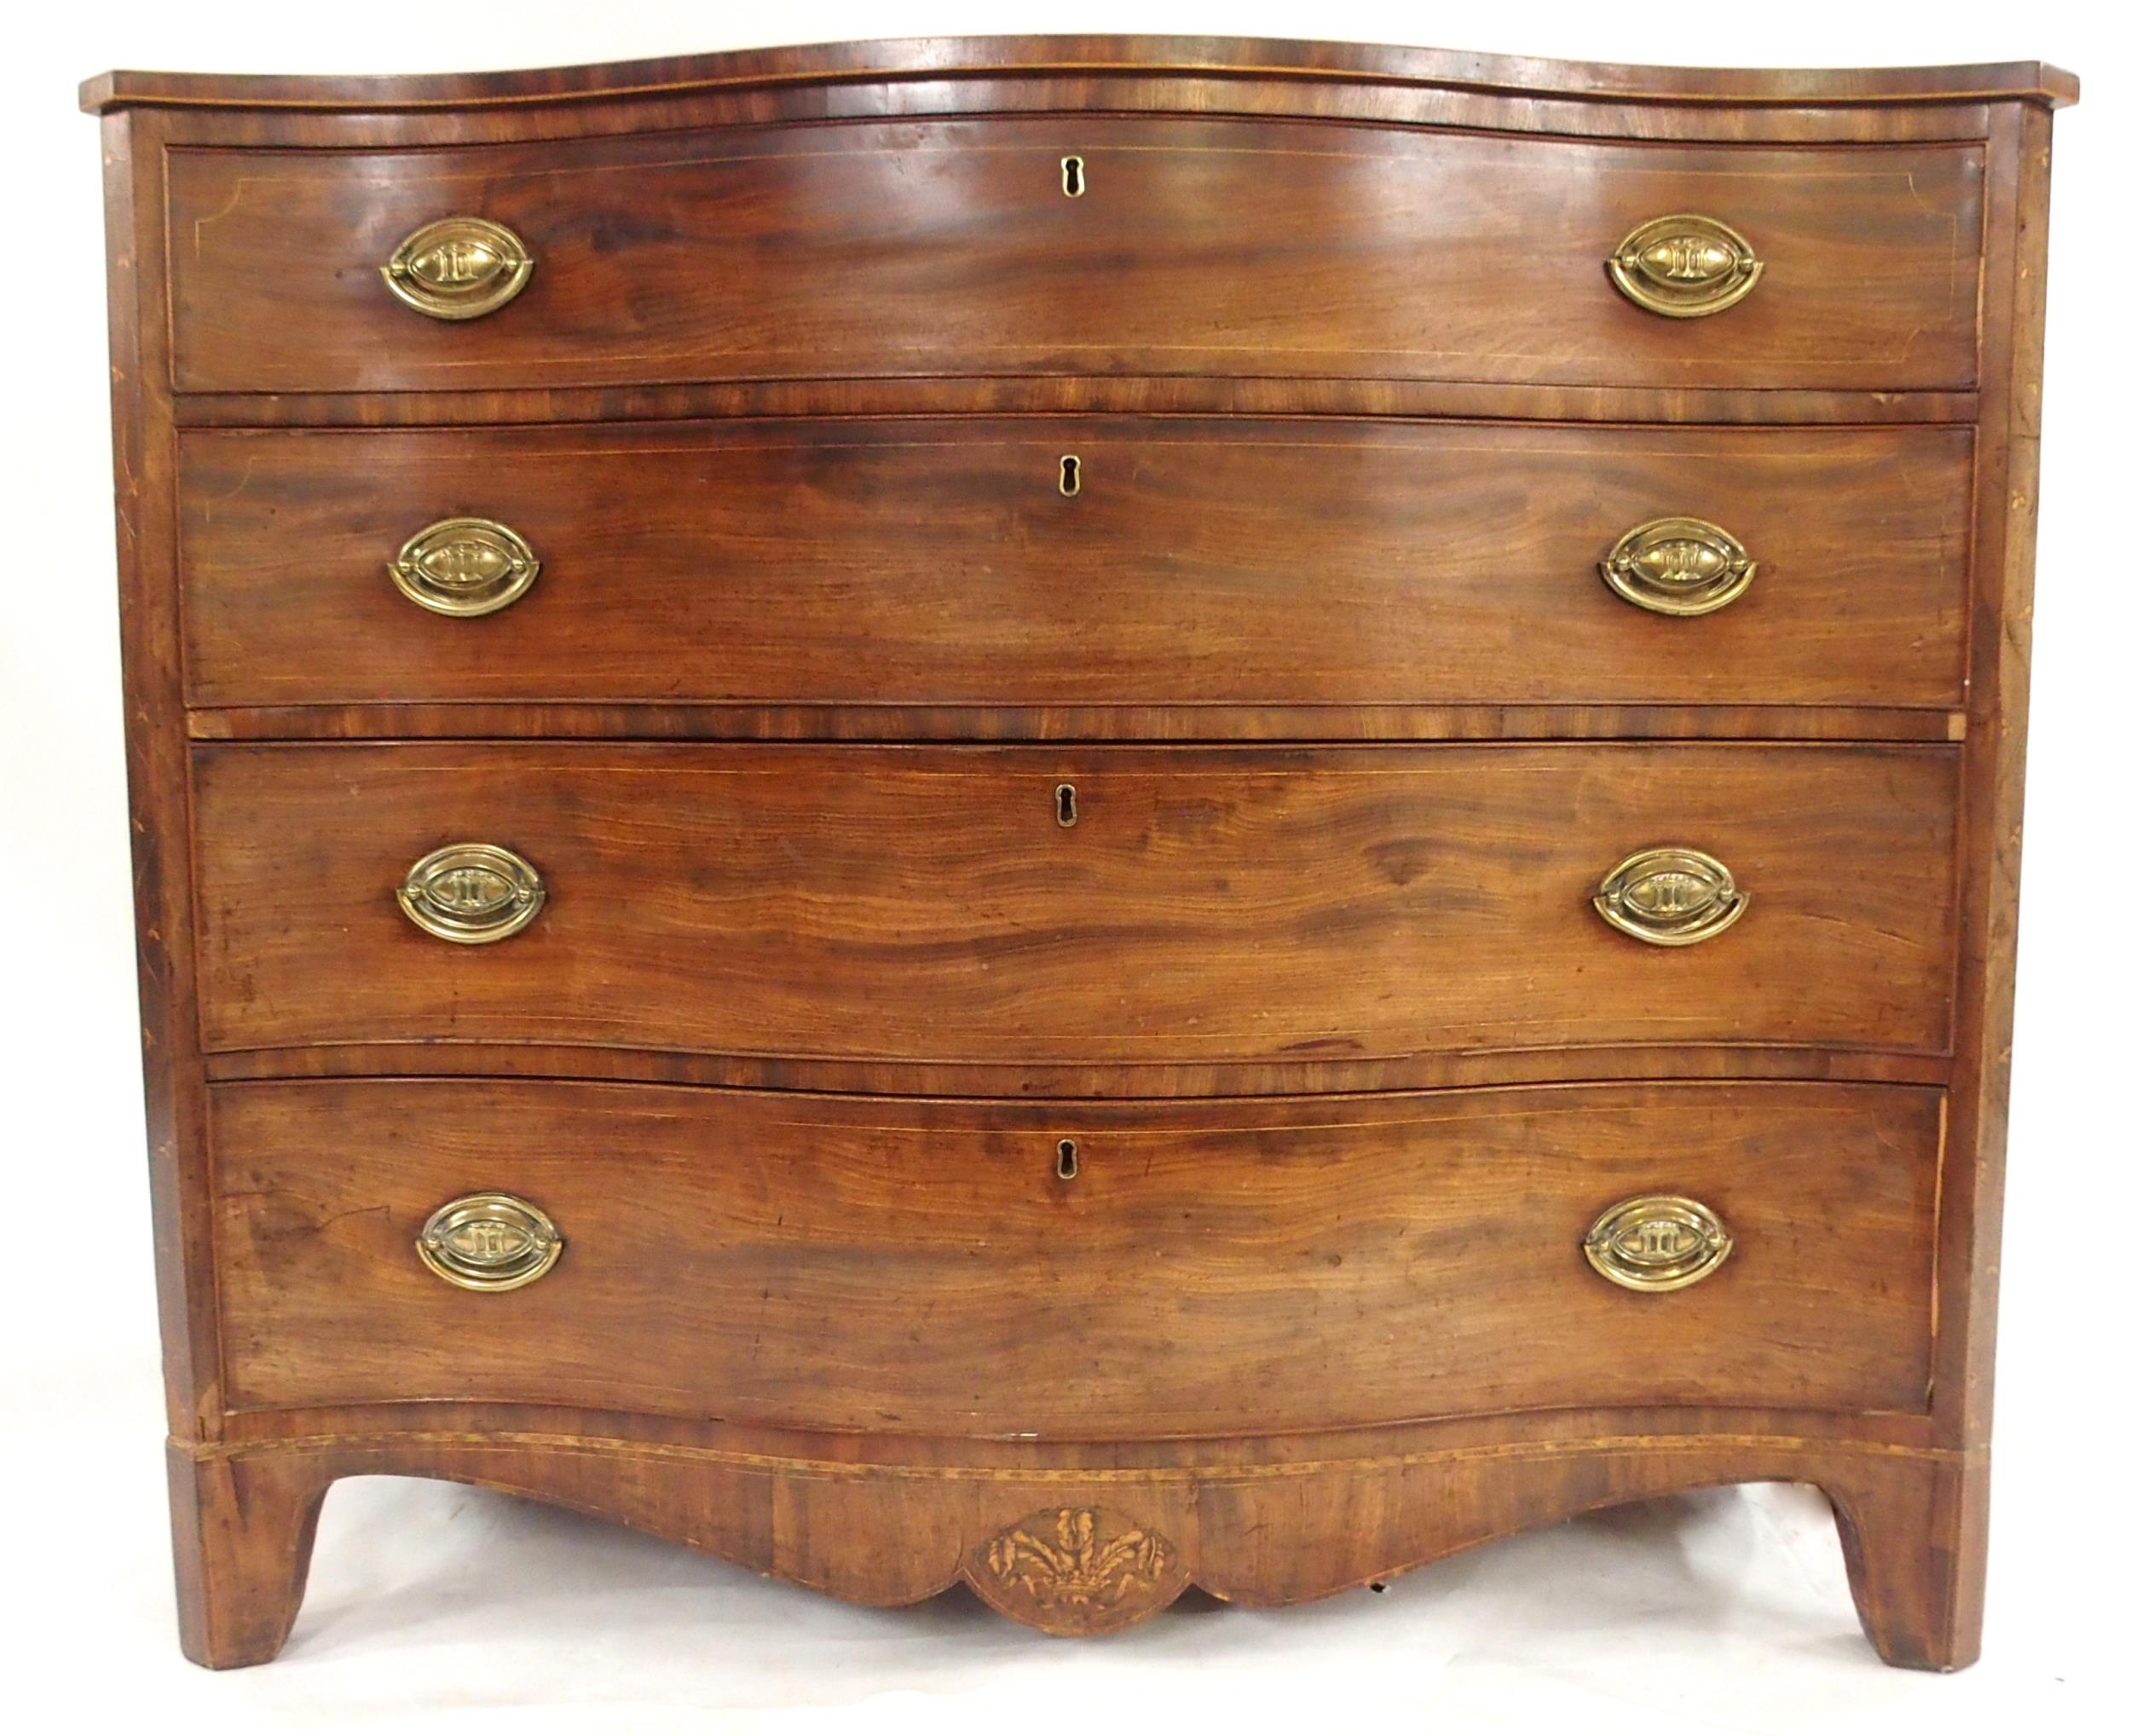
[83,36,2076,1670]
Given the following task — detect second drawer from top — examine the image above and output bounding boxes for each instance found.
[179,419,1973,713]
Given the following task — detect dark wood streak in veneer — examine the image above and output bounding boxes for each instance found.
[168,380,1988,430]
[185,704,1970,746]
[196,1040,1955,1103]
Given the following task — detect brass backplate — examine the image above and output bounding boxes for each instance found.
[1608,214,1762,318]
[382,216,534,320]
[397,842,546,944]
[418,1192,564,1292]
[1584,1195,1733,1292]
[1593,846,1748,947]
[1601,516,1757,617]
[390,516,541,617]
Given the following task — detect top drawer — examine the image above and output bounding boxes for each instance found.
[165,119,1984,396]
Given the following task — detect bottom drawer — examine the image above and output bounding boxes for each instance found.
[210,1079,1941,1437]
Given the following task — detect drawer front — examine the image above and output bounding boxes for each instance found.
[209,1079,1942,1433]
[179,420,1972,712]
[193,743,1958,1063]
[167,120,1982,395]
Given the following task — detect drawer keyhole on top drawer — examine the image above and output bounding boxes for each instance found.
[1055,1139,1079,1181]
[1060,154,1086,197]
[1055,782,1077,827]
[1058,453,1082,497]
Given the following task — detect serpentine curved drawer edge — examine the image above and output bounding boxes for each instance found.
[82,35,2076,1670]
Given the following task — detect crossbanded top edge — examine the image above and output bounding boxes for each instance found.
[81,33,2078,116]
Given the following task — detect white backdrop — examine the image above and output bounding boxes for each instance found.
[3,3,2122,1731]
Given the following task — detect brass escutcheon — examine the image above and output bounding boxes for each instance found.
[1601,516,1757,617]
[397,843,546,944]
[1608,214,1762,318]
[382,216,534,320]
[390,516,541,617]
[1060,154,1087,197]
[418,1192,564,1291]
[1584,1194,1733,1292]
[1593,846,1747,947]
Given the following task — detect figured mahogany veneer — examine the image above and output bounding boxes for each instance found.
[178,420,1974,712]
[88,34,2071,1674]
[191,742,1961,1070]
[211,1080,1941,1430]
[165,120,1984,396]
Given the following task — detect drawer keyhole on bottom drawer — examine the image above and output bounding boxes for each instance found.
[1058,453,1082,497]
[1055,1139,1079,1181]
[1055,782,1077,827]
[1060,154,1086,197]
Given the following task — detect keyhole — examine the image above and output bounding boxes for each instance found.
[1055,1139,1079,1181]
[1055,782,1077,828]
[1060,154,1086,197]
[1058,453,1081,497]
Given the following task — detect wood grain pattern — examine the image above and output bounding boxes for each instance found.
[165,120,1984,396]
[170,377,1985,431]
[1891,102,2066,1672]
[209,1078,1941,1432]
[183,702,1969,748]
[128,69,2017,161]
[98,107,229,1443]
[199,1037,1954,1105]
[165,1445,326,1670]
[189,742,1961,1069]
[177,419,1973,712]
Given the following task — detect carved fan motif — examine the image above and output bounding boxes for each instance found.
[967,1507,1185,1635]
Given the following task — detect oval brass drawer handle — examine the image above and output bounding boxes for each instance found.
[390,517,540,617]
[1608,214,1762,318]
[397,843,546,944]
[1594,846,1748,947]
[1601,516,1756,617]
[418,1192,563,1292]
[382,216,534,320]
[1584,1195,1732,1292]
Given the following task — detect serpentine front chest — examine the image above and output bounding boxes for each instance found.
[83,34,2076,1669]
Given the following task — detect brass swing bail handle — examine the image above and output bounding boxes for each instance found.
[1608,214,1762,318]
[1600,517,1756,617]
[1593,846,1748,947]
[1584,1194,1733,1292]
[419,1192,563,1292]
[397,843,546,944]
[383,215,534,320]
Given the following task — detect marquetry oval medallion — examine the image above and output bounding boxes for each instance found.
[967,1507,1186,1635]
